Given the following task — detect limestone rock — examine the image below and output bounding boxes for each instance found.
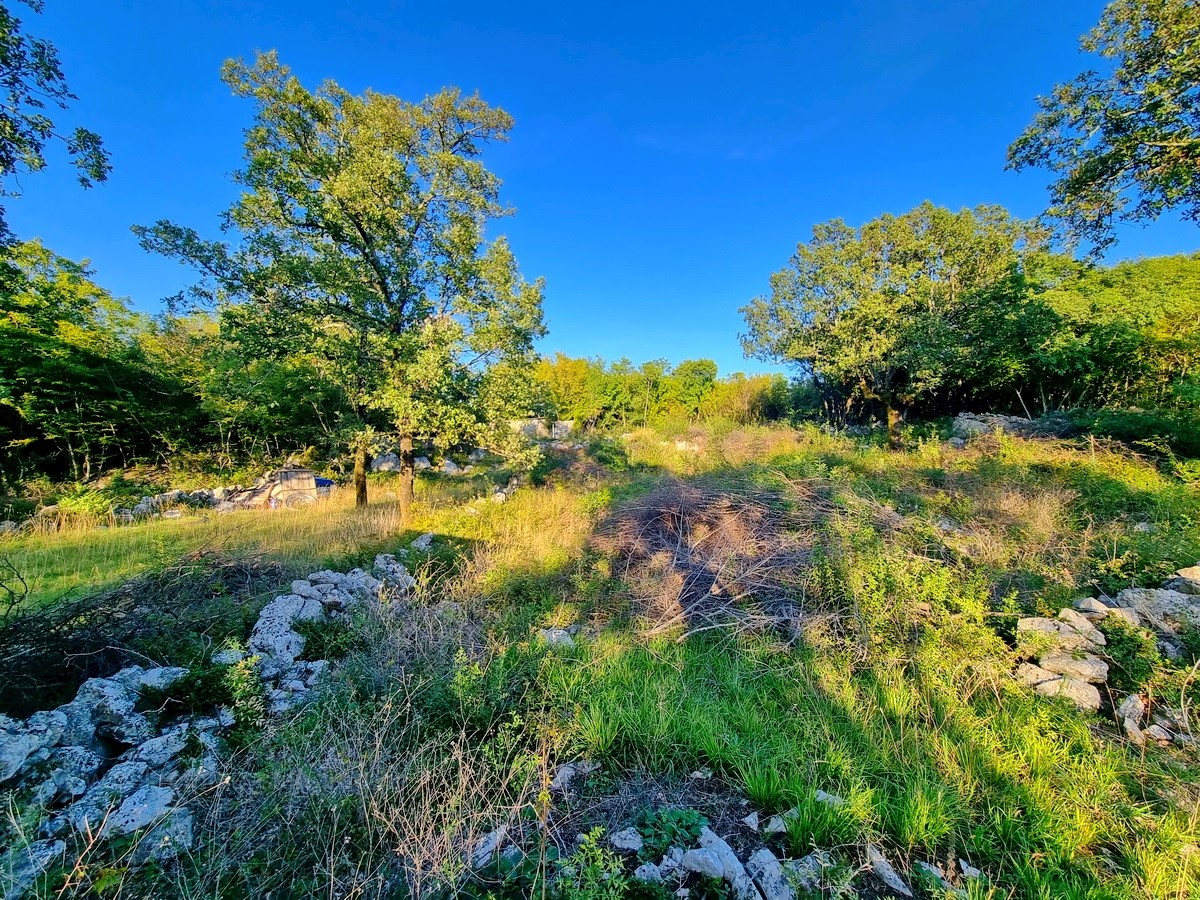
[747,847,793,900]
[1034,675,1102,712]
[1,839,64,900]
[1072,598,1110,622]
[1016,617,1101,652]
[410,533,435,552]
[211,648,247,666]
[101,785,175,837]
[1113,587,1199,632]
[67,760,150,833]
[549,759,599,792]
[866,845,912,898]
[539,628,575,650]
[1116,694,1145,723]
[783,851,834,893]
[1038,652,1108,683]
[634,863,663,883]
[913,861,954,892]
[1,711,65,783]
[470,824,508,868]
[1057,608,1107,646]
[1015,663,1059,687]
[610,827,643,853]
[742,811,759,831]
[131,807,193,864]
[681,848,723,879]
[371,453,401,473]
[697,827,756,899]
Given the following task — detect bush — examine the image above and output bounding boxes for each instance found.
[634,808,707,863]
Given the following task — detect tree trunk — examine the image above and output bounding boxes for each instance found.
[353,436,368,508]
[398,431,416,527]
[886,403,902,450]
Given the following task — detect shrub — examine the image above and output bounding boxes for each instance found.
[294,616,365,660]
[1098,618,1160,693]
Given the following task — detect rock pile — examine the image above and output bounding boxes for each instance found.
[115,489,218,522]
[952,413,1038,439]
[1012,564,1200,747]
[0,552,419,897]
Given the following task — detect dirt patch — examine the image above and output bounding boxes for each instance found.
[592,479,827,636]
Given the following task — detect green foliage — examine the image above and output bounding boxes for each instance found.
[740,201,1043,428]
[135,51,545,518]
[294,616,365,661]
[534,353,794,430]
[1099,618,1161,693]
[554,829,628,900]
[634,808,707,863]
[1008,0,1200,252]
[139,656,266,736]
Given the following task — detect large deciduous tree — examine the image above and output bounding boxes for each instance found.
[1008,0,1200,252]
[136,52,545,524]
[0,0,109,243]
[740,202,1042,445]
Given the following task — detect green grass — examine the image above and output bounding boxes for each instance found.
[7,425,1200,899]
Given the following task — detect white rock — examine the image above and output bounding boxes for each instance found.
[470,824,508,868]
[634,863,663,883]
[610,827,643,853]
[1072,598,1110,622]
[747,847,794,900]
[128,731,189,768]
[1038,652,1108,684]
[1116,694,1145,723]
[681,848,724,879]
[539,628,575,650]
[697,827,756,898]
[131,807,193,864]
[866,845,912,897]
[137,667,189,692]
[67,761,150,832]
[959,859,982,879]
[1034,675,1102,711]
[211,648,247,666]
[1106,606,1142,627]
[1,839,64,899]
[414,456,432,471]
[1146,724,1174,741]
[291,579,323,600]
[783,851,832,892]
[442,459,462,474]
[410,533,435,552]
[1114,587,1198,632]
[102,787,175,844]
[914,861,954,891]
[742,811,759,831]
[659,846,685,878]
[0,711,65,782]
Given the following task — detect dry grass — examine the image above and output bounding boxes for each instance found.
[592,478,824,635]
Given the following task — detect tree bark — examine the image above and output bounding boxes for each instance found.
[886,403,902,450]
[398,431,416,527]
[353,436,368,508]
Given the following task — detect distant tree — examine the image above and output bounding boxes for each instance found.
[741,202,1041,445]
[0,241,195,481]
[661,359,717,421]
[0,1,109,243]
[1008,0,1200,252]
[136,52,544,523]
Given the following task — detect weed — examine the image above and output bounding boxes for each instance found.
[554,829,628,900]
[634,808,707,863]
[294,615,365,660]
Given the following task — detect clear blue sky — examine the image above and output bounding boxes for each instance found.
[9,0,1198,376]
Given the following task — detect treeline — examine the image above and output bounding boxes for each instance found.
[533,355,795,430]
[0,240,370,487]
[743,202,1200,449]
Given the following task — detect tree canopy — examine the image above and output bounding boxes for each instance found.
[740,202,1042,439]
[1008,0,1200,251]
[136,52,544,521]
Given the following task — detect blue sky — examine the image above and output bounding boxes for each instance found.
[9,0,1198,376]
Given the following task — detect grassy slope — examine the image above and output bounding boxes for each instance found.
[6,426,1200,899]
